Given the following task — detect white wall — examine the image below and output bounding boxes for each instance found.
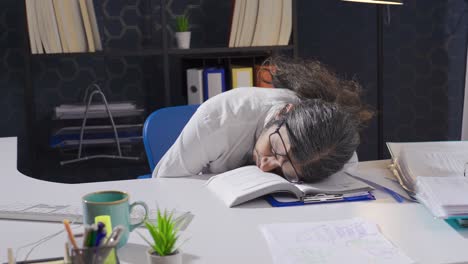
[461,44,468,140]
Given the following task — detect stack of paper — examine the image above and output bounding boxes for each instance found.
[260,218,413,264]
[387,142,468,195]
[387,141,468,218]
[54,102,143,119]
[416,177,468,218]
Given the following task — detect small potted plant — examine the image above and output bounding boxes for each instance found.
[141,210,183,264]
[175,15,190,49]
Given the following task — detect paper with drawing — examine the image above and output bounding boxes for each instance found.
[260,218,413,264]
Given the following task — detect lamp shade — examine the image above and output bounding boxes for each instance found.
[341,0,403,5]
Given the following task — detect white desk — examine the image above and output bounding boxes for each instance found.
[2,137,468,264]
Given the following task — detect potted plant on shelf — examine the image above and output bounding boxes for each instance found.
[141,210,183,264]
[175,15,190,49]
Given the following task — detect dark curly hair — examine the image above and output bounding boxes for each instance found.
[263,56,374,127]
[260,56,374,182]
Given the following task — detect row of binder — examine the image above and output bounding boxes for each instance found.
[186,65,275,104]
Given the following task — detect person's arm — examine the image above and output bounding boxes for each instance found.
[152,106,222,177]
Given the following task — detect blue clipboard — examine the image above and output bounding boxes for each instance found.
[265,192,375,207]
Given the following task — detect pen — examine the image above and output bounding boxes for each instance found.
[64,242,70,264]
[7,248,14,264]
[63,219,79,250]
[104,226,124,247]
[94,222,107,247]
[86,224,98,247]
[382,187,405,203]
[82,226,92,248]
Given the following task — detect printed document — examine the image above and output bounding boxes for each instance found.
[260,218,413,264]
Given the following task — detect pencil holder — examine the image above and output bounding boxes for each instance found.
[70,245,120,264]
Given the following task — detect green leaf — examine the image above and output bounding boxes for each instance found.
[176,15,190,32]
[144,209,180,256]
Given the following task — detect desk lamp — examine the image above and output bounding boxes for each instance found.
[342,0,402,5]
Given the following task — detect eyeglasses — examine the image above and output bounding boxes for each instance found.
[268,120,302,183]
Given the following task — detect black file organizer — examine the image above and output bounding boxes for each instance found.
[51,84,143,166]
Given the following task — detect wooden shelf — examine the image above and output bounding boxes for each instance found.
[104,48,164,56]
[168,45,294,56]
[30,46,294,58]
[30,48,164,58]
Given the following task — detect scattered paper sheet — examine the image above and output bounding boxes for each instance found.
[260,218,413,264]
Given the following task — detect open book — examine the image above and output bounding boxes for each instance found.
[206,166,373,207]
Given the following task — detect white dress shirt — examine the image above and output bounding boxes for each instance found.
[153,87,300,177]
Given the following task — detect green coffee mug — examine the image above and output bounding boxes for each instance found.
[82,190,148,248]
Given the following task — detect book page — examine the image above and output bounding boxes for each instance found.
[387,141,468,159]
[402,147,468,179]
[260,218,414,264]
[296,171,373,195]
[206,166,301,207]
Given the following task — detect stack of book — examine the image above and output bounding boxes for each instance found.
[25,0,103,54]
[387,141,468,219]
[228,0,292,47]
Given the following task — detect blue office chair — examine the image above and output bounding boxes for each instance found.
[138,104,200,179]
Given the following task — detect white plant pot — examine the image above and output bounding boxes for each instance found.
[146,249,182,264]
[175,32,191,49]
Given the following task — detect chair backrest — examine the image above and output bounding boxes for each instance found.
[143,104,200,172]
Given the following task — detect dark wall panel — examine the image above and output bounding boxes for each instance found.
[0,1,25,137]
[383,0,468,150]
[297,0,378,161]
[298,0,468,160]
